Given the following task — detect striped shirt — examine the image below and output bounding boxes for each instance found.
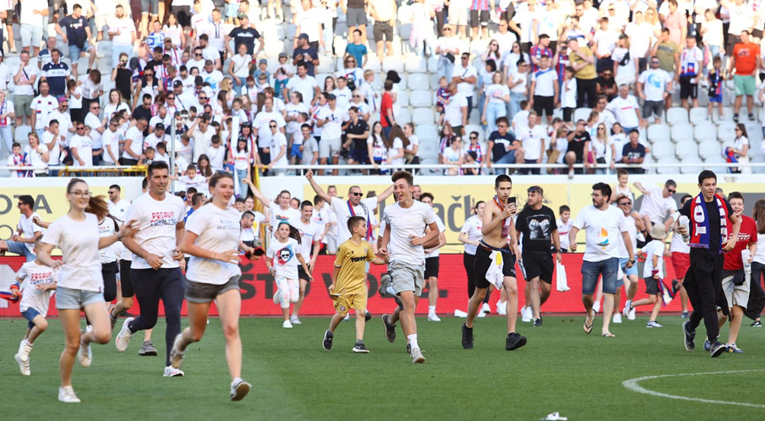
[529,45,553,73]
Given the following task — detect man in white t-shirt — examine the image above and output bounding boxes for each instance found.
[569,182,635,337]
[625,11,655,71]
[379,171,440,364]
[268,121,288,176]
[634,180,678,232]
[316,94,348,175]
[284,63,321,106]
[607,84,642,133]
[529,56,559,123]
[451,53,478,117]
[0,195,43,261]
[444,82,468,136]
[20,0,47,56]
[251,186,301,238]
[419,193,447,322]
[636,56,673,124]
[516,112,546,174]
[108,5,136,68]
[614,194,643,322]
[116,162,187,377]
[69,122,93,167]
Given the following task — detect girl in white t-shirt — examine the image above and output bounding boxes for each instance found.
[230,137,254,198]
[37,179,134,403]
[266,221,312,329]
[725,123,750,174]
[172,172,256,401]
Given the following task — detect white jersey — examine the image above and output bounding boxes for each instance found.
[124,192,186,270]
[185,204,242,285]
[557,218,573,250]
[268,203,301,235]
[425,214,446,258]
[295,219,322,258]
[382,201,437,266]
[41,213,103,292]
[17,260,57,315]
[98,217,118,264]
[460,215,483,255]
[267,237,301,279]
[639,184,677,223]
[572,205,628,262]
[17,212,44,253]
[642,239,665,278]
[330,196,379,244]
[669,210,691,253]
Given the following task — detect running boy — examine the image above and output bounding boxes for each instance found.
[624,224,668,328]
[13,238,58,376]
[322,216,386,353]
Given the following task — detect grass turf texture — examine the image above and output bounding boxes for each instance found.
[1,315,764,420]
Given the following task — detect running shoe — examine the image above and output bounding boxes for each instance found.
[289,315,302,325]
[115,317,134,352]
[533,318,543,327]
[646,321,663,328]
[322,330,333,351]
[139,340,158,356]
[683,321,695,352]
[272,290,281,305]
[461,323,474,349]
[521,305,532,322]
[734,113,740,123]
[751,320,762,327]
[411,347,426,363]
[78,339,92,367]
[681,312,689,319]
[622,300,632,319]
[477,311,486,318]
[17,339,31,363]
[343,314,351,321]
[169,334,186,369]
[352,342,370,353]
[381,314,396,342]
[378,273,394,298]
[14,353,30,376]
[481,303,491,314]
[454,309,468,318]
[163,366,185,377]
[365,310,371,322]
[613,313,622,324]
[506,332,527,351]
[497,301,507,316]
[671,279,680,294]
[727,343,744,353]
[710,341,727,358]
[704,339,712,351]
[283,320,293,329]
[230,379,252,401]
[428,313,441,322]
[58,386,81,403]
[749,113,756,121]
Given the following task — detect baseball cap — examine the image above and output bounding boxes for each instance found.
[326,93,336,101]
[173,80,183,87]
[259,58,267,65]
[57,96,68,103]
[278,52,288,59]
[155,123,165,131]
[298,33,309,40]
[238,13,248,20]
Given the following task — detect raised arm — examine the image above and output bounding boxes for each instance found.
[304,169,332,204]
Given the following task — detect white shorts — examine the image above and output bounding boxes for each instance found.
[319,137,341,159]
[722,271,750,309]
[449,7,469,26]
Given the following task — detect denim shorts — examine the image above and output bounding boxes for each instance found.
[22,307,42,330]
[619,257,638,278]
[68,41,92,63]
[184,276,241,304]
[141,0,159,15]
[6,240,36,261]
[55,286,105,310]
[581,257,620,295]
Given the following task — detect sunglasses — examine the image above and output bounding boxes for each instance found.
[199,97,208,100]
[619,201,631,205]
[92,106,100,109]
[352,95,360,98]
[469,136,477,139]
[167,96,175,99]
[668,189,676,194]
[350,192,363,196]
[195,53,202,57]
[76,127,85,130]
[108,191,118,195]
[269,124,277,128]
[145,73,154,76]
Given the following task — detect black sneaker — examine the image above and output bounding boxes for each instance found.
[752,320,762,327]
[365,310,371,322]
[734,113,739,123]
[533,318,543,327]
[322,330,333,351]
[749,113,755,121]
[461,323,474,349]
[381,314,396,343]
[352,342,370,353]
[671,279,680,294]
[710,341,727,358]
[683,321,695,352]
[506,332,527,351]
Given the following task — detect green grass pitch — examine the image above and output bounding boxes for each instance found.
[1,315,764,420]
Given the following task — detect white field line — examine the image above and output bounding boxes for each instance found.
[622,369,765,409]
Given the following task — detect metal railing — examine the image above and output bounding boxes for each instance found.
[0,165,147,177]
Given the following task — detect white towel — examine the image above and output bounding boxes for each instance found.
[556,262,570,292]
[485,251,506,290]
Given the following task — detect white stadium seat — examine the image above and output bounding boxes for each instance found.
[408,74,430,92]
[413,108,435,125]
[650,141,674,159]
[670,123,693,143]
[656,157,679,175]
[712,107,734,124]
[396,90,410,107]
[382,56,404,74]
[405,56,428,73]
[415,124,439,141]
[698,140,722,159]
[363,56,381,72]
[694,122,717,142]
[680,156,703,174]
[574,108,592,122]
[647,125,670,143]
[689,107,708,126]
[316,57,336,74]
[410,90,432,107]
[396,107,412,124]
[675,141,699,159]
[427,56,439,73]
[704,155,729,174]
[666,108,688,125]
[717,122,737,144]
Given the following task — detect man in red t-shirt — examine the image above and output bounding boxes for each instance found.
[718,191,758,353]
[380,80,395,139]
[729,30,760,122]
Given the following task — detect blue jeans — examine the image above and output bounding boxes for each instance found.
[485,102,507,134]
[232,77,244,96]
[6,240,36,261]
[236,168,249,198]
[508,92,525,122]
[0,125,12,157]
[438,56,454,81]
[581,257,620,295]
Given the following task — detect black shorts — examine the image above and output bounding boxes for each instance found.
[562,107,574,122]
[470,10,490,27]
[679,77,698,100]
[473,245,516,289]
[102,261,119,301]
[425,256,440,279]
[119,259,135,298]
[533,95,554,117]
[754,29,764,40]
[374,22,393,42]
[522,251,554,284]
[298,266,311,281]
[645,276,659,295]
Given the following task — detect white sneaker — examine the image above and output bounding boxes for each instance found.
[17,339,32,363]
[592,301,601,314]
[169,334,186,369]
[521,306,532,323]
[115,317,134,352]
[343,314,351,321]
[646,321,663,328]
[628,307,636,321]
[497,301,507,316]
[290,316,302,325]
[477,311,486,318]
[428,313,441,322]
[283,320,293,329]
[230,379,252,401]
[272,290,281,304]
[58,386,81,403]
[163,366,185,377]
[481,303,491,314]
[78,340,92,367]
[15,353,30,376]
[454,309,468,318]
[411,347,426,363]
[613,313,622,324]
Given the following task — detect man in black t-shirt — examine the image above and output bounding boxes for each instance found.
[564,119,591,178]
[621,129,646,174]
[487,116,520,171]
[343,106,370,166]
[132,94,154,134]
[514,186,562,327]
[226,15,264,58]
[293,34,320,77]
[678,170,741,357]
[55,4,94,77]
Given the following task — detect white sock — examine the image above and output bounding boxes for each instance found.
[233,377,242,385]
[407,334,419,350]
[386,286,397,296]
[429,305,436,314]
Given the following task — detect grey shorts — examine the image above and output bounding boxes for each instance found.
[389,260,425,297]
[319,137,342,159]
[184,275,241,303]
[722,270,750,309]
[642,100,664,119]
[346,7,368,27]
[14,94,33,118]
[55,286,105,310]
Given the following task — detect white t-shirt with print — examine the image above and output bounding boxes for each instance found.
[124,192,186,270]
[185,204,242,285]
[17,260,57,315]
[267,237,301,279]
[572,205,629,262]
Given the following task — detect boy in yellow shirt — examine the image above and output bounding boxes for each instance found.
[323,216,386,353]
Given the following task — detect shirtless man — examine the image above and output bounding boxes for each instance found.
[461,175,527,351]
